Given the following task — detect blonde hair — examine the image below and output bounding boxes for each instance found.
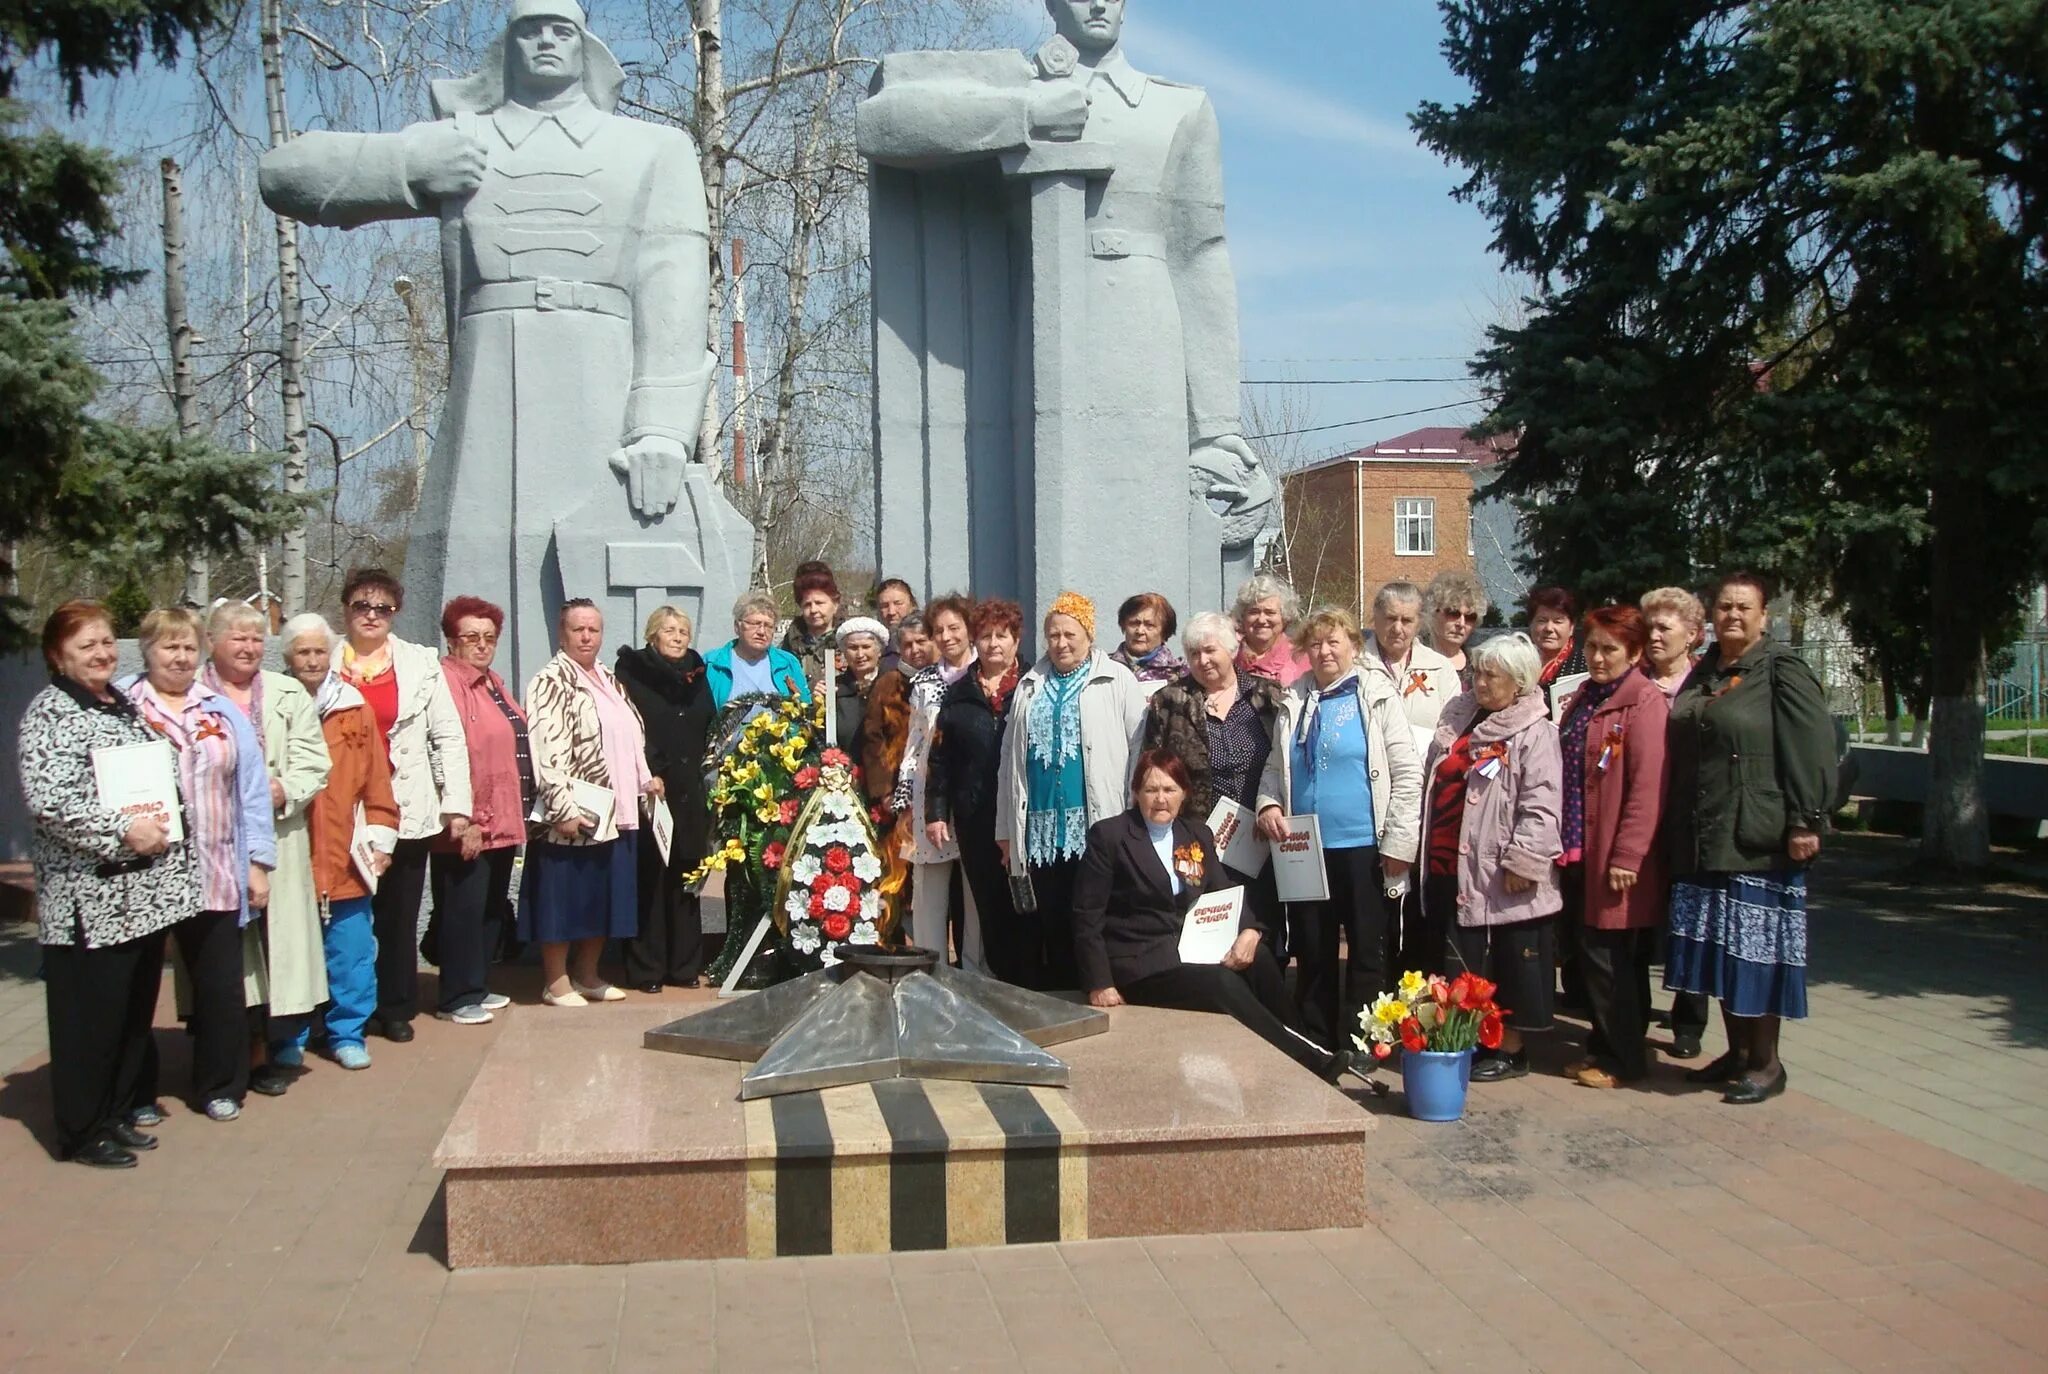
[205,600,267,639]
[1292,605,1364,653]
[643,604,692,644]
[1640,586,1706,629]
[138,606,206,655]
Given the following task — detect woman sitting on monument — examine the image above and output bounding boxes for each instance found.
[705,590,811,708]
[1072,749,1338,1078]
[335,568,472,1044]
[996,592,1149,990]
[1142,611,1287,959]
[614,606,714,995]
[1231,574,1310,687]
[1109,592,1186,695]
[1253,606,1423,1058]
[203,600,332,1095]
[894,594,979,963]
[831,617,888,748]
[1416,632,1565,1084]
[926,599,1024,981]
[780,561,843,693]
[522,599,660,1006]
[434,597,530,1022]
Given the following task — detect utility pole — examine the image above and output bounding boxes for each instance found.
[162,156,208,604]
[262,0,308,614]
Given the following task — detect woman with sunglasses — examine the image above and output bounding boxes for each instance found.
[1423,570,1489,689]
[337,568,472,1045]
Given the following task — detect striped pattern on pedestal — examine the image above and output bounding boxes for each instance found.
[743,1078,1088,1257]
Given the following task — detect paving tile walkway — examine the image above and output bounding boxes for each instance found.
[0,833,2041,1372]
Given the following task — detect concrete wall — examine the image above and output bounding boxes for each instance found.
[1849,744,2048,823]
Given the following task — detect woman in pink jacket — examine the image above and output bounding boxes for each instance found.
[1554,606,1670,1088]
[1418,632,1564,1083]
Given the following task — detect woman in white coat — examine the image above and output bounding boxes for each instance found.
[995,592,1148,991]
[1256,606,1423,1057]
[335,568,472,1043]
[891,594,978,966]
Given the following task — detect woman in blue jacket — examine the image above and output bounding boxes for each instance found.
[703,590,813,709]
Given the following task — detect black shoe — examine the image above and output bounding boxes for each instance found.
[1470,1049,1529,1082]
[249,1066,292,1097]
[128,1101,165,1128]
[72,1137,139,1169]
[673,977,701,989]
[636,982,664,995]
[1669,1033,1703,1060]
[110,1122,159,1151]
[382,1019,415,1043]
[1686,1049,1745,1084]
[1723,1067,1788,1105]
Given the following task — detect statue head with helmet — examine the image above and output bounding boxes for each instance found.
[431,0,628,118]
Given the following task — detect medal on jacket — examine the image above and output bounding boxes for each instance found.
[1173,841,1205,882]
[1596,722,1624,772]
[1473,741,1507,780]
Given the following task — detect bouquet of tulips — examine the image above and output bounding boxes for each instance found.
[1356,969,1506,1062]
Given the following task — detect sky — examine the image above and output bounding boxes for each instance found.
[1002,0,1506,467]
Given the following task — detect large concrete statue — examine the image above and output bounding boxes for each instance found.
[856,0,1280,625]
[259,0,751,687]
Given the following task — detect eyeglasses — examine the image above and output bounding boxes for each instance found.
[348,600,397,619]
[740,618,777,632]
[455,631,498,646]
[1439,609,1479,623]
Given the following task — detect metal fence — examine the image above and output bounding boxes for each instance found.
[1792,632,2047,756]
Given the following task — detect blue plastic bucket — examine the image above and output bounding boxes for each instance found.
[1402,1048,1474,1121]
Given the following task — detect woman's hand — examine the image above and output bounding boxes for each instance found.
[269,777,287,812]
[1221,929,1261,971]
[1504,872,1536,894]
[1088,987,1125,1009]
[247,865,271,909]
[925,820,952,849]
[1606,866,1638,893]
[372,849,396,876]
[553,816,594,842]
[645,776,666,801]
[996,838,1010,869]
[1786,827,1821,863]
[458,826,484,861]
[1256,805,1289,843]
[122,816,169,856]
[447,815,471,842]
[1382,856,1411,882]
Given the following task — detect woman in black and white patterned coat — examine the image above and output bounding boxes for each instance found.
[20,602,199,1168]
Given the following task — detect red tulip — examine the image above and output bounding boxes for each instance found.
[1478,1011,1504,1050]
[1399,1017,1427,1053]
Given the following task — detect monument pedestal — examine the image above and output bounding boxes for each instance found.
[433,1001,1373,1266]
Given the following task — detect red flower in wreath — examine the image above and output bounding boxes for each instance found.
[821,912,852,941]
[821,748,852,768]
[1478,1011,1505,1050]
[794,765,821,791]
[824,845,852,874]
[779,799,800,826]
[761,840,786,870]
[809,891,829,919]
[1399,1017,1427,1054]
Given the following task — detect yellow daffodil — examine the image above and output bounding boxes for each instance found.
[752,783,776,804]
[1398,970,1428,1003]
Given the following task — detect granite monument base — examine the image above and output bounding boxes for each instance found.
[432,1001,1373,1267]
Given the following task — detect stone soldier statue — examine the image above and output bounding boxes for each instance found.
[260,0,750,687]
[858,0,1278,621]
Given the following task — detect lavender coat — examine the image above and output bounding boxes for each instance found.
[1418,690,1564,928]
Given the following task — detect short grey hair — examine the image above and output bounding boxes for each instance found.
[892,612,928,648]
[1423,570,1488,625]
[279,612,337,651]
[205,599,268,640]
[1180,610,1239,658]
[1230,573,1300,629]
[731,589,778,629]
[1468,631,1542,694]
[1371,581,1424,618]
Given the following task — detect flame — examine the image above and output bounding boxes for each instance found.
[876,811,912,941]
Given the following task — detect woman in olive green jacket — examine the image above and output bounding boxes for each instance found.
[1663,572,1835,1106]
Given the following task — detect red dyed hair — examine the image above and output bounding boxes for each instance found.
[1129,747,1194,803]
[41,600,113,674]
[792,561,840,602]
[1117,591,1178,639]
[968,598,1023,640]
[1582,604,1648,657]
[924,592,972,631]
[440,595,506,641]
[1525,585,1578,621]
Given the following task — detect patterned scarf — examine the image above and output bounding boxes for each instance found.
[1557,675,1622,863]
[202,662,265,754]
[1025,659,1091,866]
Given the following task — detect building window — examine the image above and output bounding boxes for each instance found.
[1394,497,1435,556]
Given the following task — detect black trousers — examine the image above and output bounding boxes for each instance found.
[371,836,431,1024]
[955,809,1018,981]
[429,846,514,1012]
[1580,925,1655,1080]
[1020,858,1082,992]
[624,833,705,987]
[151,909,249,1106]
[1291,845,1390,1050]
[1387,882,1449,984]
[1123,946,1329,1073]
[1227,861,1286,969]
[43,929,166,1158]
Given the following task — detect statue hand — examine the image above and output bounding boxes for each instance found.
[610,435,688,516]
[1029,81,1091,141]
[403,122,488,200]
[1189,436,1263,507]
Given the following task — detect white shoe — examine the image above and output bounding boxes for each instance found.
[571,981,625,1002]
[477,993,511,1011]
[436,1005,494,1025]
[542,987,588,1008]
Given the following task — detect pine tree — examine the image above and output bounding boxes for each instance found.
[1415,0,2048,867]
[0,0,303,646]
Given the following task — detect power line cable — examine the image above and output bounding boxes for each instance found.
[1243,376,1467,386]
[1247,400,1478,442]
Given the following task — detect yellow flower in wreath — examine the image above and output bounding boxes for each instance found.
[756,805,779,825]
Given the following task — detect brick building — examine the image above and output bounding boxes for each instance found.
[1280,426,1520,617]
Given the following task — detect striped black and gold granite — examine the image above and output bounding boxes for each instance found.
[743,1078,1089,1257]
